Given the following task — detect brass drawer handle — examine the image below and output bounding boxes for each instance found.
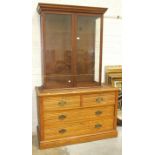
[58,100,67,106]
[96,97,104,103]
[95,110,103,116]
[95,123,102,128]
[58,115,66,120]
[59,129,67,134]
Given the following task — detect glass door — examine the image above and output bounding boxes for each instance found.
[76,15,101,87]
[44,14,73,88]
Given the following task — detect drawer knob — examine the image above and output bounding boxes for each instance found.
[95,110,103,116]
[58,115,66,120]
[59,129,67,134]
[96,97,104,103]
[95,123,102,128]
[58,100,67,106]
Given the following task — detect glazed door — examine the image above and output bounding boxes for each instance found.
[75,15,102,87]
[43,13,102,89]
[44,14,73,88]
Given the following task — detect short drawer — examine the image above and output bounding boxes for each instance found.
[81,118,114,134]
[44,105,114,123]
[82,92,115,107]
[44,110,80,122]
[81,105,115,120]
[43,95,80,111]
[44,122,82,140]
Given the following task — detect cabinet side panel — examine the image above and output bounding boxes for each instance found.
[114,91,118,128]
[37,96,44,140]
[40,13,46,86]
[99,14,103,84]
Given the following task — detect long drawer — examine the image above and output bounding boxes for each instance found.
[43,105,115,123]
[43,95,80,111]
[44,118,114,140]
[82,92,115,107]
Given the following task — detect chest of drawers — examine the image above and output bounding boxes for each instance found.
[36,86,118,149]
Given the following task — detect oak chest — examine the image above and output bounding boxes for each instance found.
[36,86,118,149]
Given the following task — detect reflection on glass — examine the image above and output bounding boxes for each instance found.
[76,16,101,87]
[45,14,72,88]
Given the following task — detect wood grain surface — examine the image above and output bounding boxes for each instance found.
[37,86,118,148]
[43,95,80,111]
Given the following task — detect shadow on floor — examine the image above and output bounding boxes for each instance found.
[32,135,70,155]
[32,127,122,155]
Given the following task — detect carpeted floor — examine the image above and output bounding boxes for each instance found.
[32,127,122,155]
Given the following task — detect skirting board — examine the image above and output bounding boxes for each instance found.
[37,126,118,149]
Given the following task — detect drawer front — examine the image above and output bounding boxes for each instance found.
[79,118,114,136]
[44,118,114,140]
[44,105,114,123]
[82,92,115,107]
[82,106,115,120]
[44,122,82,140]
[43,95,80,111]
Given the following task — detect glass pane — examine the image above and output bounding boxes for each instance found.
[45,14,72,88]
[76,15,101,87]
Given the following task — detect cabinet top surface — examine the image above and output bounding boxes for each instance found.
[36,85,118,96]
[37,3,108,14]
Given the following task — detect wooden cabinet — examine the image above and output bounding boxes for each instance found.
[36,3,118,149]
[36,86,118,149]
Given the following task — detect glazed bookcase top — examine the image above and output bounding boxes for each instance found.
[37,3,108,89]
